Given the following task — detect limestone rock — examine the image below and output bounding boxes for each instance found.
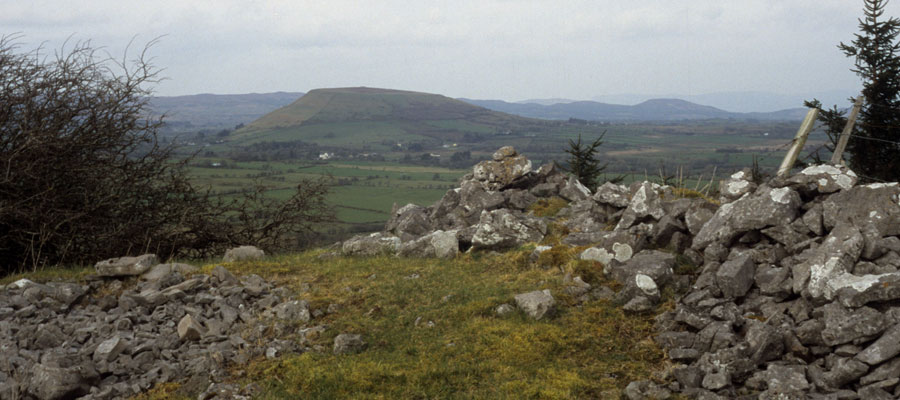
[580,247,613,265]
[754,364,809,397]
[223,245,265,262]
[823,183,900,236]
[142,263,198,281]
[559,176,591,201]
[28,362,98,400]
[95,253,157,277]
[821,302,887,346]
[718,169,757,203]
[606,250,675,288]
[271,300,311,322]
[616,182,666,230]
[333,333,367,355]
[93,335,128,363]
[177,314,205,341]
[692,186,801,251]
[715,253,756,299]
[471,209,546,251]
[495,303,515,317]
[593,181,630,208]
[787,164,858,195]
[211,265,240,286]
[471,146,532,190]
[385,203,434,241]
[856,323,900,365]
[341,232,401,256]
[514,289,556,320]
[397,230,459,259]
[822,357,869,389]
[623,380,671,400]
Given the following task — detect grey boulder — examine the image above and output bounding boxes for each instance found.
[514,289,556,320]
[341,232,401,256]
[95,254,157,277]
[471,209,546,251]
[333,333,367,355]
[223,245,265,263]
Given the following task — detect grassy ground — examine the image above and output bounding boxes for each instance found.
[126,248,678,399]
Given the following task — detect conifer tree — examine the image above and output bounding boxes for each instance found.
[563,132,609,191]
[808,0,900,182]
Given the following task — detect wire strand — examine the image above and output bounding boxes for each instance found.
[846,133,900,146]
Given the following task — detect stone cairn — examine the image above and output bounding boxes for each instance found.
[0,248,338,400]
[343,147,900,399]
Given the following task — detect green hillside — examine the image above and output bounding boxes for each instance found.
[227,87,564,150]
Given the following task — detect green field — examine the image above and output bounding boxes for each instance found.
[189,160,465,232]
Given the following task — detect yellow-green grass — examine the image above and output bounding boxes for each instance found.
[136,249,673,399]
[0,264,94,286]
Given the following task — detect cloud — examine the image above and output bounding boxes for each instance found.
[2,0,891,100]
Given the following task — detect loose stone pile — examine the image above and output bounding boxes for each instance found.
[0,250,335,400]
[643,166,900,399]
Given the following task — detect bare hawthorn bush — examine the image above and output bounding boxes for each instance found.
[0,36,333,273]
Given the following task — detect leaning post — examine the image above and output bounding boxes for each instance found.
[830,95,864,165]
[777,108,819,178]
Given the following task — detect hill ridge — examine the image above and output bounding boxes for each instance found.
[460,97,807,121]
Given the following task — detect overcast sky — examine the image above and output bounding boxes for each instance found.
[3,1,894,105]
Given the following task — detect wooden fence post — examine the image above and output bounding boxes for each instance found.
[830,95,864,165]
[777,108,819,178]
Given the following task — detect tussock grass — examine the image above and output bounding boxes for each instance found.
[164,249,673,399]
[528,197,569,218]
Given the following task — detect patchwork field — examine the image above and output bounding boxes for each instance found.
[188,160,467,235]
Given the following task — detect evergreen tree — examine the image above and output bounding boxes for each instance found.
[808,0,900,182]
[563,132,610,191]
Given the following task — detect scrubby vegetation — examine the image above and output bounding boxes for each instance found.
[0,37,333,274]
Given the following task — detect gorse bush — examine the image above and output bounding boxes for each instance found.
[0,36,333,273]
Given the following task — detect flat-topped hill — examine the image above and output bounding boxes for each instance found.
[242,87,509,130]
[227,87,570,150]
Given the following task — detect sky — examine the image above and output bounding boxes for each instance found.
[2,0,896,107]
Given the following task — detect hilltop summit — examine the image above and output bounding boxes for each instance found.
[240,87,514,132]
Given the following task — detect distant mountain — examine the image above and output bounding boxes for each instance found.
[150,92,304,132]
[459,97,808,121]
[515,98,579,105]
[591,90,856,113]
